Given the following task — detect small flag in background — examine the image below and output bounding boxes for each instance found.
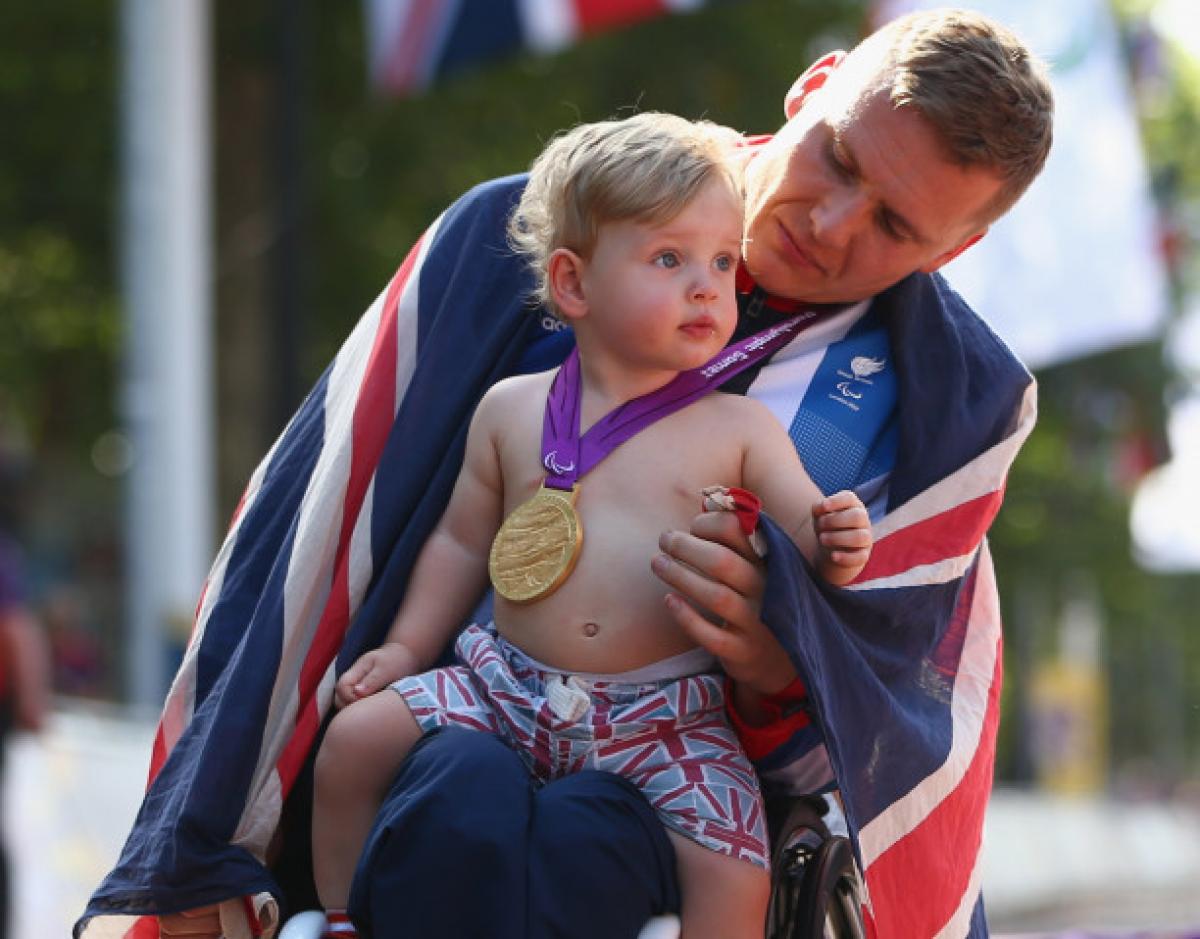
[365,0,733,96]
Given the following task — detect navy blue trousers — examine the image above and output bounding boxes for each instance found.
[348,727,680,938]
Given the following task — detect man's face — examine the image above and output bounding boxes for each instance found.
[741,80,1005,303]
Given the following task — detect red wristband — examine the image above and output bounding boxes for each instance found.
[760,675,808,711]
[724,675,811,762]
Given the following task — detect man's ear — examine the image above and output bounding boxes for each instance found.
[784,51,847,119]
[547,247,588,321]
[919,231,986,273]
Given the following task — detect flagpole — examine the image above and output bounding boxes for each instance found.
[119,0,214,710]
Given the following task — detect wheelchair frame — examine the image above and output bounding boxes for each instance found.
[766,793,865,939]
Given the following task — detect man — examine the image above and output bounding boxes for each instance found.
[79,9,1052,939]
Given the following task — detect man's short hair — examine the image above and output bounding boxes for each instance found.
[509,112,740,314]
[861,8,1054,222]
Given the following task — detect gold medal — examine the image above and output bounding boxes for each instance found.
[489,484,583,604]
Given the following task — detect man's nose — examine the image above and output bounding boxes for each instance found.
[811,187,870,248]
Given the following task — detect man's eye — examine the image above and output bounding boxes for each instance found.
[655,251,681,269]
[877,212,904,241]
[714,254,734,272]
[827,141,853,180]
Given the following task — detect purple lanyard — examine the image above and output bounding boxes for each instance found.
[541,312,819,490]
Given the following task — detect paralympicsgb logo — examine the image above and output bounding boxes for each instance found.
[831,356,887,412]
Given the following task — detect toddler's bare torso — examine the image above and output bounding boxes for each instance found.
[491,371,755,675]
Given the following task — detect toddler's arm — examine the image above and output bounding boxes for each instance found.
[739,402,872,587]
[335,385,507,706]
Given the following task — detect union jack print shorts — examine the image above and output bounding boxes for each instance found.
[391,623,769,868]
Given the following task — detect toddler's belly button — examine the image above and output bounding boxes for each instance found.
[580,621,600,638]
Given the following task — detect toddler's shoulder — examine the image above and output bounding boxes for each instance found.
[700,393,798,464]
[483,370,554,403]
[475,370,554,425]
[702,391,779,429]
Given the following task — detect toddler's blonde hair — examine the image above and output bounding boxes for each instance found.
[509,112,741,314]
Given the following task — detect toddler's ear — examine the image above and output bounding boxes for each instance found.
[547,248,588,321]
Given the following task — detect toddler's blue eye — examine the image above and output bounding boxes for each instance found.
[655,252,681,269]
[714,255,734,272]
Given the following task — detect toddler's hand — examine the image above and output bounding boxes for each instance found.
[334,641,419,709]
[813,490,872,581]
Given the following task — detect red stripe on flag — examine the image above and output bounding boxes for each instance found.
[856,489,1004,583]
[861,629,1002,935]
[228,484,252,531]
[274,235,424,792]
[124,915,161,939]
[572,0,670,34]
[148,723,169,784]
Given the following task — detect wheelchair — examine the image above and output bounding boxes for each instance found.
[765,792,865,939]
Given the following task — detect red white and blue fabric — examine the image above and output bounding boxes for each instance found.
[78,166,1033,939]
[365,0,737,96]
[396,623,769,867]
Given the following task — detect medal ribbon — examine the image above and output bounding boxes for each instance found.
[541,312,820,490]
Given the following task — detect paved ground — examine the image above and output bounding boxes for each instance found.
[8,705,1199,938]
[995,886,1200,937]
[4,705,154,936]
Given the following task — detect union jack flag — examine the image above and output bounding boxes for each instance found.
[365,0,737,96]
[77,167,1033,937]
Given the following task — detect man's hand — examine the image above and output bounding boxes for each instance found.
[651,509,796,697]
[334,641,419,708]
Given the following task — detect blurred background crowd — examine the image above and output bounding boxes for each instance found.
[1,0,1200,934]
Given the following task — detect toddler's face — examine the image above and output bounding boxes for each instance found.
[578,176,743,376]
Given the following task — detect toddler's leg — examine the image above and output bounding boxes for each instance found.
[312,689,424,912]
[668,831,769,939]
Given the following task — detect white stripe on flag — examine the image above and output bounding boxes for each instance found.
[848,548,980,591]
[394,213,440,413]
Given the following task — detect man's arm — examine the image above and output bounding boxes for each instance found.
[654,509,801,730]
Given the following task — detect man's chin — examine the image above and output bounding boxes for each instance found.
[750,265,875,305]
[752,268,829,304]
[744,251,824,303]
